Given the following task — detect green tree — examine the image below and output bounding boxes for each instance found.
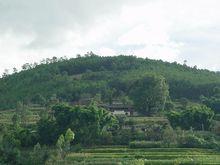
[15,102,31,126]
[31,94,46,105]
[37,118,58,145]
[56,128,74,159]
[56,134,65,152]
[120,95,133,106]
[12,113,20,128]
[167,105,214,130]
[20,105,32,126]
[65,128,75,148]
[181,105,214,130]
[130,74,169,115]
[0,133,21,164]
[200,94,220,114]
[52,103,118,145]
[0,55,220,110]
[162,126,177,147]
[28,143,49,165]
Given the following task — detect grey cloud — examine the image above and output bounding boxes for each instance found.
[170,26,220,70]
[0,0,219,72]
[0,0,130,48]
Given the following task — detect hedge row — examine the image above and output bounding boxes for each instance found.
[129,141,162,148]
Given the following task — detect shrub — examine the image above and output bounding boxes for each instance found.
[121,159,145,165]
[70,144,82,152]
[129,141,162,148]
[167,105,214,131]
[113,129,132,145]
[98,131,114,145]
[131,124,165,141]
[166,111,181,128]
[178,134,206,148]
[162,126,177,147]
[214,114,220,121]
[206,137,220,150]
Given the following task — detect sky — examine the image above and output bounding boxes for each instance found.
[0,0,220,74]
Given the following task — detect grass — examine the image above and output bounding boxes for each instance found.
[124,116,169,125]
[1,107,220,164]
[49,147,220,165]
[0,107,43,124]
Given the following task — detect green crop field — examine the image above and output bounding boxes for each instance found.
[124,117,169,125]
[0,107,43,124]
[48,147,220,165]
[1,106,220,165]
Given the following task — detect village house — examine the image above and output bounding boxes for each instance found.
[73,98,135,116]
[100,100,134,116]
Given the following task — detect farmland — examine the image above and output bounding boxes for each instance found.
[1,108,220,165]
[50,147,220,165]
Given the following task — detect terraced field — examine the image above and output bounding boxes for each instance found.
[0,107,43,124]
[1,109,220,165]
[60,147,220,165]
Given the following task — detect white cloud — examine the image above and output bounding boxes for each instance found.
[0,0,220,74]
[98,47,116,56]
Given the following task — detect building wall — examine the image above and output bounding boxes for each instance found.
[112,110,130,116]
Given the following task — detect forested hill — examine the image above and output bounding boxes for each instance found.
[0,54,220,110]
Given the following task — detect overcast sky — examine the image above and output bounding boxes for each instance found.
[0,0,220,74]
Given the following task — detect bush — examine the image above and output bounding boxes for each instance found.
[167,105,214,131]
[214,114,220,121]
[162,126,177,147]
[98,131,114,145]
[121,159,145,165]
[129,141,162,148]
[70,144,82,152]
[177,133,220,149]
[206,138,220,150]
[113,129,132,145]
[178,134,206,148]
[131,124,165,141]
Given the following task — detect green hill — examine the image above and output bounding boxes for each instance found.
[0,54,220,110]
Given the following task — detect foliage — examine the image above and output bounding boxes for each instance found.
[166,111,182,128]
[0,133,21,164]
[121,159,145,165]
[37,118,58,145]
[14,128,38,147]
[167,105,214,130]
[31,94,46,106]
[178,133,207,148]
[0,55,220,110]
[58,147,220,165]
[65,128,75,144]
[162,126,177,147]
[28,143,49,165]
[129,141,162,148]
[113,129,132,145]
[129,74,169,115]
[201,95,220,114]
[38,103,118,145]
[56,128,75,159]
[56,135,65,151]
[14,102,32,126]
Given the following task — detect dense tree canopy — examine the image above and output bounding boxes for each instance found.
[38,103,118,145]
[200,87,220,114]
[167,105,214,130]
[129,74,169,115]
[0,55,219,110]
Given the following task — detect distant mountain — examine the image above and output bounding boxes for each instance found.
[0,55,220,110]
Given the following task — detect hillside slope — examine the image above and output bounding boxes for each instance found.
[0,55,220,109]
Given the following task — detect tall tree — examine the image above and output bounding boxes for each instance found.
[52,103,118,145]
[130,74,169,115]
